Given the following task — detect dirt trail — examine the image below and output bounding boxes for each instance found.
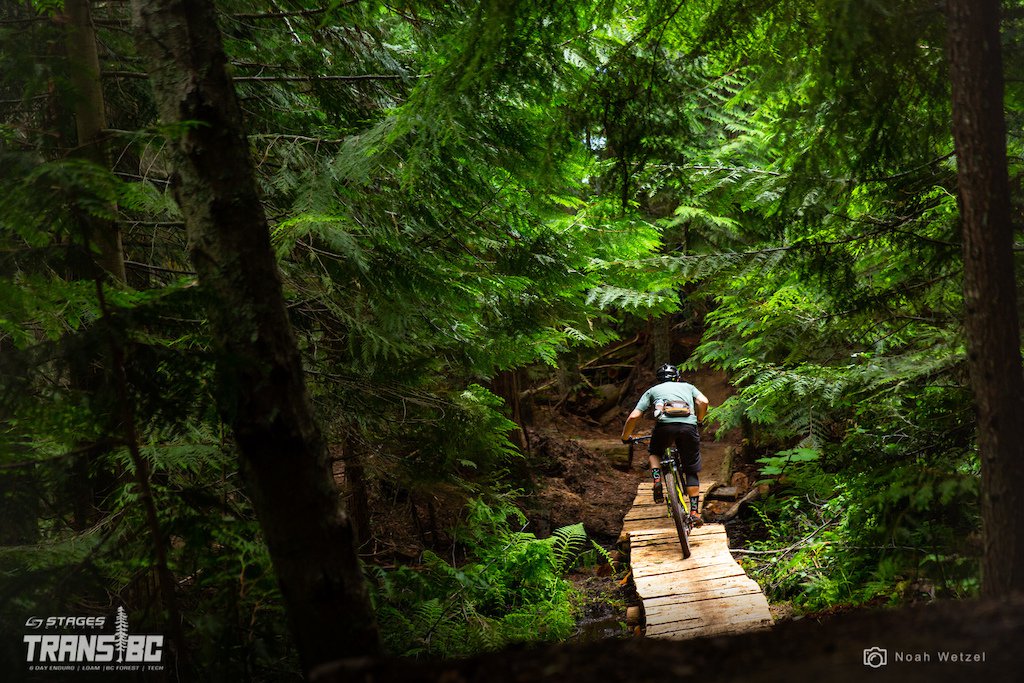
[524,367,770,642]
[527,369,739,532]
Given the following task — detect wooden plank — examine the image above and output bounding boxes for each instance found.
[645,599,772,631]
[631,555,734,573]
[629,524,727,539]
[634,564,747,591]
[651,619,773,639]
[632,558,740,581]
[623,507,675,521]
[645,592,771,625]
[622,522,724,537]
[644,585,763,614]
[632,547,737,565]
[622,478,773,641]
[632,547,737,567]
[634,480,716,494]
[631,530,731,559]
[628,522,726,537]
[647,613,771,634]
[647,611,773,634]
[634,565,750,597]
[628,530,727,548]
[643,576,762,605]
[633,555,750,583]
[629,536,728,553]
[646,614,771,638]
[629,537,729,555]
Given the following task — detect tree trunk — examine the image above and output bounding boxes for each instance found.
[946,0,1024,596]
[129,0,379,670]
[63,0,125,281]
[62,0,126,536]
[556,349,583,396]
[0,473,38,544]
[651,316,671,369]
[490,369,529,452]
[342,436,372,549]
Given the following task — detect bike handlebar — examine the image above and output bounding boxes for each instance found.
[626,435,652,443]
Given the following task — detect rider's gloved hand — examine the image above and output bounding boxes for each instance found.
[621,437,631,444]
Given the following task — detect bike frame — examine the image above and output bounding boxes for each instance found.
[630,435,692,559]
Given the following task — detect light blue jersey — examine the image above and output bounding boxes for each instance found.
[634,381,701,425]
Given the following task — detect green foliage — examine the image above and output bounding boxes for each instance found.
[370,499,585,658]
[3,0,1020,673]
[741,449,980,611]
[0,424,296,677]
[383,384,523,491]
[585,0,991,613]
[755,448,820,478]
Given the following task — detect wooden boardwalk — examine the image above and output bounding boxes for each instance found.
[622,481,773,639]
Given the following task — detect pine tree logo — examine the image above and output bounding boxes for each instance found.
[114,606,129,663]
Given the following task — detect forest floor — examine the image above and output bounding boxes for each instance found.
[524,367,741,537]
[355,356,763,642]
[333,356,1022,679]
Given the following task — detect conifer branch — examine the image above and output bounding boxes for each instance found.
[101,71,414,82]
[235,73,412,82]
[94,277,189,670]
[230,2,359,21]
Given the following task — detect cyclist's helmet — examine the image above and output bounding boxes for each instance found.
[656,364,679,382]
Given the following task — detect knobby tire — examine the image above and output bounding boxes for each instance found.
[663,470,691,559]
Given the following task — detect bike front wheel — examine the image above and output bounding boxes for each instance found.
[663,469,691,559]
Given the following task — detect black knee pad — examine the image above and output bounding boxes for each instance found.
[684,472,700,488]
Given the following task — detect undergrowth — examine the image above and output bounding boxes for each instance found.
[368,498,599,658]
[738,448,981,613]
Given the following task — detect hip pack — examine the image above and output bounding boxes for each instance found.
[655,399,691,418]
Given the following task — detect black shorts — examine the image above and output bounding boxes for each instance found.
[649,421,701,474]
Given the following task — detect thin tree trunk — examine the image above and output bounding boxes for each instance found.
[556,350,582,396]
[651,316,671,369]
[342,437,372,549]
[408,494,427,546]
[491,369,528,452]
[0,467,38,544]
[62,0,127,536]
[130,0,379,670]
[95,279,188,672]
[946,0,1024,596]
[63,0,125,281]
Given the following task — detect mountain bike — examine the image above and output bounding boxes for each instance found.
[628,435,692,559]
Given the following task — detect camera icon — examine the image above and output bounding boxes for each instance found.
[863,647,888,668]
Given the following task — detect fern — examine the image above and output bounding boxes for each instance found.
[547,522,588,574]
[370,499,586,658]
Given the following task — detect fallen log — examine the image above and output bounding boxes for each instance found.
[705,484,764,523]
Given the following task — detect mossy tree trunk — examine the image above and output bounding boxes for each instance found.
[130,0,379,670]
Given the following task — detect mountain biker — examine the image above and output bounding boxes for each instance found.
[620,363,709,526]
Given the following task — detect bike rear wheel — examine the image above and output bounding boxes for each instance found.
[662,469,691,559]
